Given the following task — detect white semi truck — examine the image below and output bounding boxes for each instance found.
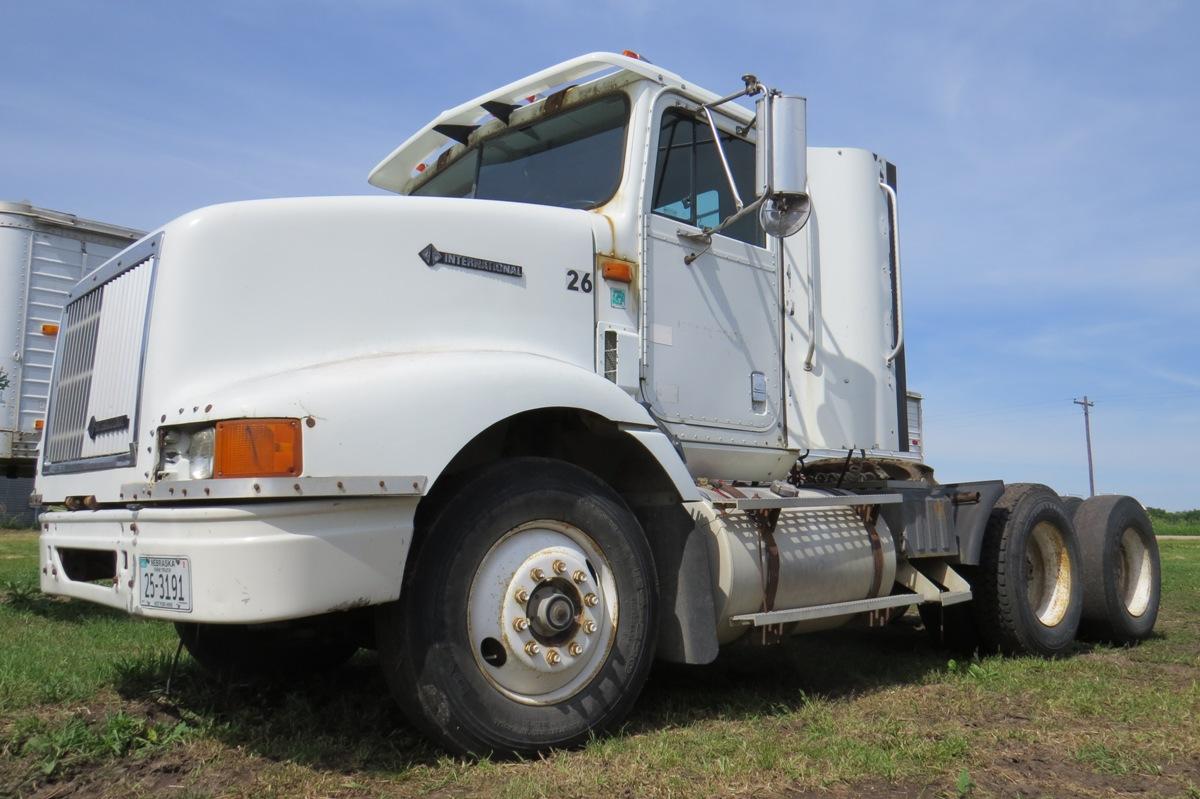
[0,203,142,523]
[33,53,1160,756]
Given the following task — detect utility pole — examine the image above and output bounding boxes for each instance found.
[1074,396,1095,497]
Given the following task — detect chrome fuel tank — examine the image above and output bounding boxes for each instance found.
[694,485,897,644]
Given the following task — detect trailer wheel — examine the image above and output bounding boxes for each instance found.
[376,457,657,757]
[972,484,1082,656]
[1073,495,1160,643]
[175,619,359,681]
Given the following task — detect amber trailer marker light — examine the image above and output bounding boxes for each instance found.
[213,419,303,478]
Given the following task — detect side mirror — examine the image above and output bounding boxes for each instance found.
[755,94,812,237]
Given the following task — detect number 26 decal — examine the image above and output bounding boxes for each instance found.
[566,270,593,293]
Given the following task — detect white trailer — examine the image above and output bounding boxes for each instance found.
[32,53,1160,756]
[0,202,141,522]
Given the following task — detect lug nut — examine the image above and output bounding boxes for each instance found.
[524,641,540,656]
[572,569,587,584]
[545,649,561,666]
[514,587,529,604]
[583,620,597,635]
[513,617,529,632]
[552,559,567,575]
[568,642,583,657]
[530,567,545,582]
[584,592,599,607]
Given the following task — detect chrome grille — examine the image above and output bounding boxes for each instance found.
[43,238,158,471]
[44,288,103,463]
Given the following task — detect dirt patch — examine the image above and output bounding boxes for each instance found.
[768,739,1200,799]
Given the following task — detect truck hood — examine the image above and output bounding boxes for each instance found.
[143,195,603,409]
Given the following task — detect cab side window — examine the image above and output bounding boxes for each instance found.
[651,108,764,247]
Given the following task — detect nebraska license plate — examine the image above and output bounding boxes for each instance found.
[138,556,192,612]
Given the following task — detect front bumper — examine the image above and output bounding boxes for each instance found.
[39,498,416,624]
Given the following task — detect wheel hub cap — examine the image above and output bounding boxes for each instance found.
[467,520,617,705]
[529,587,576,638]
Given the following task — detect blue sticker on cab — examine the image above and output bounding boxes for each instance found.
[610,287,626,309]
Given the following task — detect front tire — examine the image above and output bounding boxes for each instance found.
[1073,495,1160,643]
[376,457,658,757]
[973,484,1082,656]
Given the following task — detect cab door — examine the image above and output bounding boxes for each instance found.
[641,97,786,469]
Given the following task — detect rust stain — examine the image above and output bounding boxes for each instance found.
[543,85,575,114]
[856,505,885,599]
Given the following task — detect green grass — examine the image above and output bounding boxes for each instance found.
[1,529,1198,798]
[0,533,178,712]
[1149,507,1200,536]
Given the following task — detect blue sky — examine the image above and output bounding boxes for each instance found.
[2,1,1197,508]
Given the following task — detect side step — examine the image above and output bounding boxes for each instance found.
[730,593,920,626]
[730,561,975,627]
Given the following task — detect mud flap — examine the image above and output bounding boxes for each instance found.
[638,504,720,665]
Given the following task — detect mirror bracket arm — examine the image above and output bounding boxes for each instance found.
[677,194,767,265]
[697,75,766,215]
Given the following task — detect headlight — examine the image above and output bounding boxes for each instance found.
[156,420,301,481]
[188,428,215,480]
[156,425,215,481]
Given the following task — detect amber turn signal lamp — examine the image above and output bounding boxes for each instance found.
[600,258,636,283]
[34,419,44,431]
[213,419,302,478]
[41,323,59,336]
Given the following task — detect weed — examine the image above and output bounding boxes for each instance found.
[955,768,974,797]
[10,711,195,777]
[2,577,39,609]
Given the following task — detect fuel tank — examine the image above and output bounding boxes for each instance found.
[694,485,897,644]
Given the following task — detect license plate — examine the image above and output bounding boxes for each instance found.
[138,556,192,612]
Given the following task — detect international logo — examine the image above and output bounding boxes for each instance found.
[418,244,524,278]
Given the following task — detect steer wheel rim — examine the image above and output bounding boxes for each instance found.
[1024,521,1072,627]
[467,520,618,705]
[1118,527,1153,617]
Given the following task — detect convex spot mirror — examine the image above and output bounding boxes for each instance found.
[755,93,812,238]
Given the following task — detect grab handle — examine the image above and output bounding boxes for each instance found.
[880,181,904,367]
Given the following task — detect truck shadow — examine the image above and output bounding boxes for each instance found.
[637,617,948,727]
[114,615,950,773]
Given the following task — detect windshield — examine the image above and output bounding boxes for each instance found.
[412,93,630,210]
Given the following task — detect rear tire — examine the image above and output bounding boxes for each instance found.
[176,618,359,681]
[1073,495,1160,643]
[1060,496,1084,516]
[972,484,1082,656]
[376,457,658,758]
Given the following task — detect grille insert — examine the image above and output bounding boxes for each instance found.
[43,237,158,472]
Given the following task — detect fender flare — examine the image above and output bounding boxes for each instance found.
[200,350,700,502]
